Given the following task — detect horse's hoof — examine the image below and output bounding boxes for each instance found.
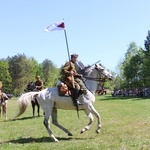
[96,129,101,134]
[54,139,59,142]
[68,133,73,136]
[80,130,84,134]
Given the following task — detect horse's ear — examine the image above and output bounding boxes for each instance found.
[95,64,104,71]
[95,64,99,70]
[95,64,98,67]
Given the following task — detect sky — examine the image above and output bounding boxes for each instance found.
[0,0,150,71]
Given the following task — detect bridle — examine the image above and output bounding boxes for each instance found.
[83,66,107,82]
[81,66,108,93]
[84,76,106,82]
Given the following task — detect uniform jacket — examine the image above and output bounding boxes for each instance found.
[35,80,43,91]
[61,61,81,82]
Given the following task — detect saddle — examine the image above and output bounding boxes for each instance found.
[57,81,86,106]
[57,80,87,96]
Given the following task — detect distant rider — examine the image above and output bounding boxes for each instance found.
[35,76,44,91]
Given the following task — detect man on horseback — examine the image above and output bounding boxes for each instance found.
[35,76,44,91]
[0,81,9,105]
[61,54,87,106]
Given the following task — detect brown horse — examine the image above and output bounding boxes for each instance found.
[24,82,40,117]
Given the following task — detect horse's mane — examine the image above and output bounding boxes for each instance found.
[76,61,96,77]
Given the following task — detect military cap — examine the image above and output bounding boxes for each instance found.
[36,75,40,79]
[71,54,78,59]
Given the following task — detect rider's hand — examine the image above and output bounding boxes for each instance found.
[79,74,83,79]
[70,71,74,75]
[80,74,83,77]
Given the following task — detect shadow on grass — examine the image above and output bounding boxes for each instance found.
[96,95,149,101]
[5,116,43,122]
[0,136,89,144]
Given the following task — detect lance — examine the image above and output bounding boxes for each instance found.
[62,21,79,118]
[63,28,71,61]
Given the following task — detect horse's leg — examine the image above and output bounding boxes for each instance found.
[88,104,101,133]
[5,104,7,120]
[43,109,59,142]
[37,102,40,117]
[35,99,40,117]
[51,107,73,136]
[81,104,101,134]
[0,106,1,118]
[2,104,7,120]
[31,100,35,118]
[80,110,94,134]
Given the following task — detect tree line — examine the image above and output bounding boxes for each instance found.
[1,31,150,95]
[0,53,60,96]
[114,30,150,90]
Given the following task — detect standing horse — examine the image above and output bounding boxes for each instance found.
[15,64,113,142]
[24,82,40,117]
[0,92,9,120]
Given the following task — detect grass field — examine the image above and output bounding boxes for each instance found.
[0,95,150,150]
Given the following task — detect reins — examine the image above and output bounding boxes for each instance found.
[82,68,106,94]
[84,76,105,81]
[82,66,107,82]
[83,69,106,82]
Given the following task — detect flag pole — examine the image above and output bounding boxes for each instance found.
[63,28,74,87]
[63,21,79,118]
[63,29,70,61]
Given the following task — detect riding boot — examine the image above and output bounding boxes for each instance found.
[73,88,78,106]
[72,88,83,106]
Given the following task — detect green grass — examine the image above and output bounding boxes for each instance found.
[0,95,150,150]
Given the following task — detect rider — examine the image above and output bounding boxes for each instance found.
[35,76,44,91]
[61,54,87,106]
[0,81,9,104]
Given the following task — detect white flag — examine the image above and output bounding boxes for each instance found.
[44,21,65,32]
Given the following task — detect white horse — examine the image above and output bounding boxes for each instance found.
[15,64,113,142]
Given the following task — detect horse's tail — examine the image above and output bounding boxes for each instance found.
[15,92,39,118]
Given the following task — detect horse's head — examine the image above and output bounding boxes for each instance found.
[24,82,36,92]
[79,64,113,94]
[94,64,113,80]
[81,64,113,80]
